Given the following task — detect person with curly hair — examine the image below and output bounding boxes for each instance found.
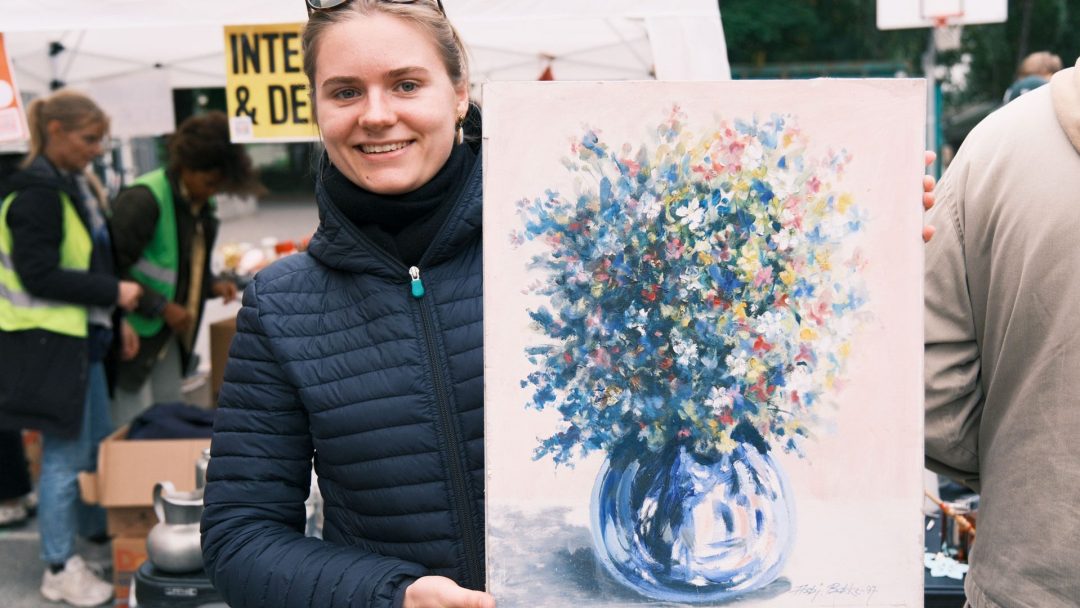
[109,111,258,425]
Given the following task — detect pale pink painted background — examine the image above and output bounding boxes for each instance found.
[482,79,927,607]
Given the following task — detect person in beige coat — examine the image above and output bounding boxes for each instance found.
[925,57,1080,607]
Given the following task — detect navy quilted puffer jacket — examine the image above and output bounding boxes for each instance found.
[201,158,485,608]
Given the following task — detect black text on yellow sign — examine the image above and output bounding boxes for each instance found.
[224,23,317,142]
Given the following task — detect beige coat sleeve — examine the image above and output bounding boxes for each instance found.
[923,157,982,491]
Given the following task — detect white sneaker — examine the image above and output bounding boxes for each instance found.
[0,501,28,527]
[40,555,114,607]
[23,489,38,514]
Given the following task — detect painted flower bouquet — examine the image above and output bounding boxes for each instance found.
[514,108,868,466]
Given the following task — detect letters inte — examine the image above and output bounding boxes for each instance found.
[229,32,302,75]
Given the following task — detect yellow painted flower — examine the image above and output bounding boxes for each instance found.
[838,193,853,214]
[732,301,747,320]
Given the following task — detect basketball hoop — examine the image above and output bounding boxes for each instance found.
[922,0,965,51]
[877,0,1004,31]
[932,16,964,52]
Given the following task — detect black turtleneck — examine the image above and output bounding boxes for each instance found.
[324,143,476,267]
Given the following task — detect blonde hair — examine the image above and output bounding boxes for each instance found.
[22,90,109,168]
[301,0,469,120]
[1018,51,1063,79]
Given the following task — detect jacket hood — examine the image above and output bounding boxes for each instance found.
[1,156,79,201]
[1051,58,1080,154]
[306,152,483,279]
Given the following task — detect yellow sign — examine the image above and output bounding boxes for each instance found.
[224,23,317,142]
[0,33,30,144]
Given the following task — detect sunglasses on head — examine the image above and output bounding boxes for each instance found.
[306,0,446,16]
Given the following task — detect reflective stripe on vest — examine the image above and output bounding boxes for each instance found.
[0,190,91,337]
[126,168,179,337]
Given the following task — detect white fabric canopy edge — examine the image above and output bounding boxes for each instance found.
[1,0,729,136]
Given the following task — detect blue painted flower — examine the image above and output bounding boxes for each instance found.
[515,108,867,464]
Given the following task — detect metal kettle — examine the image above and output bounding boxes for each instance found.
[145,481,205,573]
[195,447,211,490]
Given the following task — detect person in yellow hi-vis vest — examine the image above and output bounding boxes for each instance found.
[109,111,258,426]
[0,90,141,608]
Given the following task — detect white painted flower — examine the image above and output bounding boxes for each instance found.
[700,354,719,371]
[692,238,712,254]
[771,229,796,251]
[705,386,735,416]
[640,191,663,221]
[753,310,787,342]
[725,352,749,378]
[744,140,764,163]
[672,335,699,368]
[787,365,813,391]
[675,201,706,230]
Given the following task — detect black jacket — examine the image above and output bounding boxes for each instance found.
[0,157,119,437]
[201,156,485,608]
[109,171,220,388]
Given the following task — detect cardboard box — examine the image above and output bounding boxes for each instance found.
[112,535,148,605]
[77,428,209,605]
[209,316,238,405]
[78,426,210,537]
[106,507,159,539]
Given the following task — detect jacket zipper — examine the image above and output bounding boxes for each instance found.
[409,266,484,588]
[316,195,484,586]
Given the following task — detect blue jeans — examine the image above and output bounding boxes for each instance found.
[38,362,113,565]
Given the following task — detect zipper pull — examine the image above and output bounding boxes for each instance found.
[409,266,425,298]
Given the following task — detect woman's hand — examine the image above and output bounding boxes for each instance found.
[403,576,496,608]
[923,151,937,243]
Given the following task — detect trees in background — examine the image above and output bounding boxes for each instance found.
[720,0,1077,107]
[958,0,1077,105]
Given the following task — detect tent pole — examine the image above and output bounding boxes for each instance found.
[48,41,65,90]
[118,138,137,187]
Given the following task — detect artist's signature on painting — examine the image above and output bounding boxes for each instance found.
[789,582,879,605]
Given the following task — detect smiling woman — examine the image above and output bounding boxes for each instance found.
[199,1,492,608]
[197,4,940,608]
[312,12,468,194]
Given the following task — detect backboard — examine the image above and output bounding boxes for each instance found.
[877,0,1007,30]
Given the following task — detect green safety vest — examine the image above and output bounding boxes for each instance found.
[0,190,91,338]
[126,168,179,337]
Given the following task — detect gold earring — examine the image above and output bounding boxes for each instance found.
[455,114,465,144]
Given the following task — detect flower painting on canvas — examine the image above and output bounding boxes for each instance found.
[483,80,926,607]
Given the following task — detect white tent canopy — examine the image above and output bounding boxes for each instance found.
[3,0,729,99]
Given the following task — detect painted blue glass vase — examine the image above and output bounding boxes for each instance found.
[589,440,795,603]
